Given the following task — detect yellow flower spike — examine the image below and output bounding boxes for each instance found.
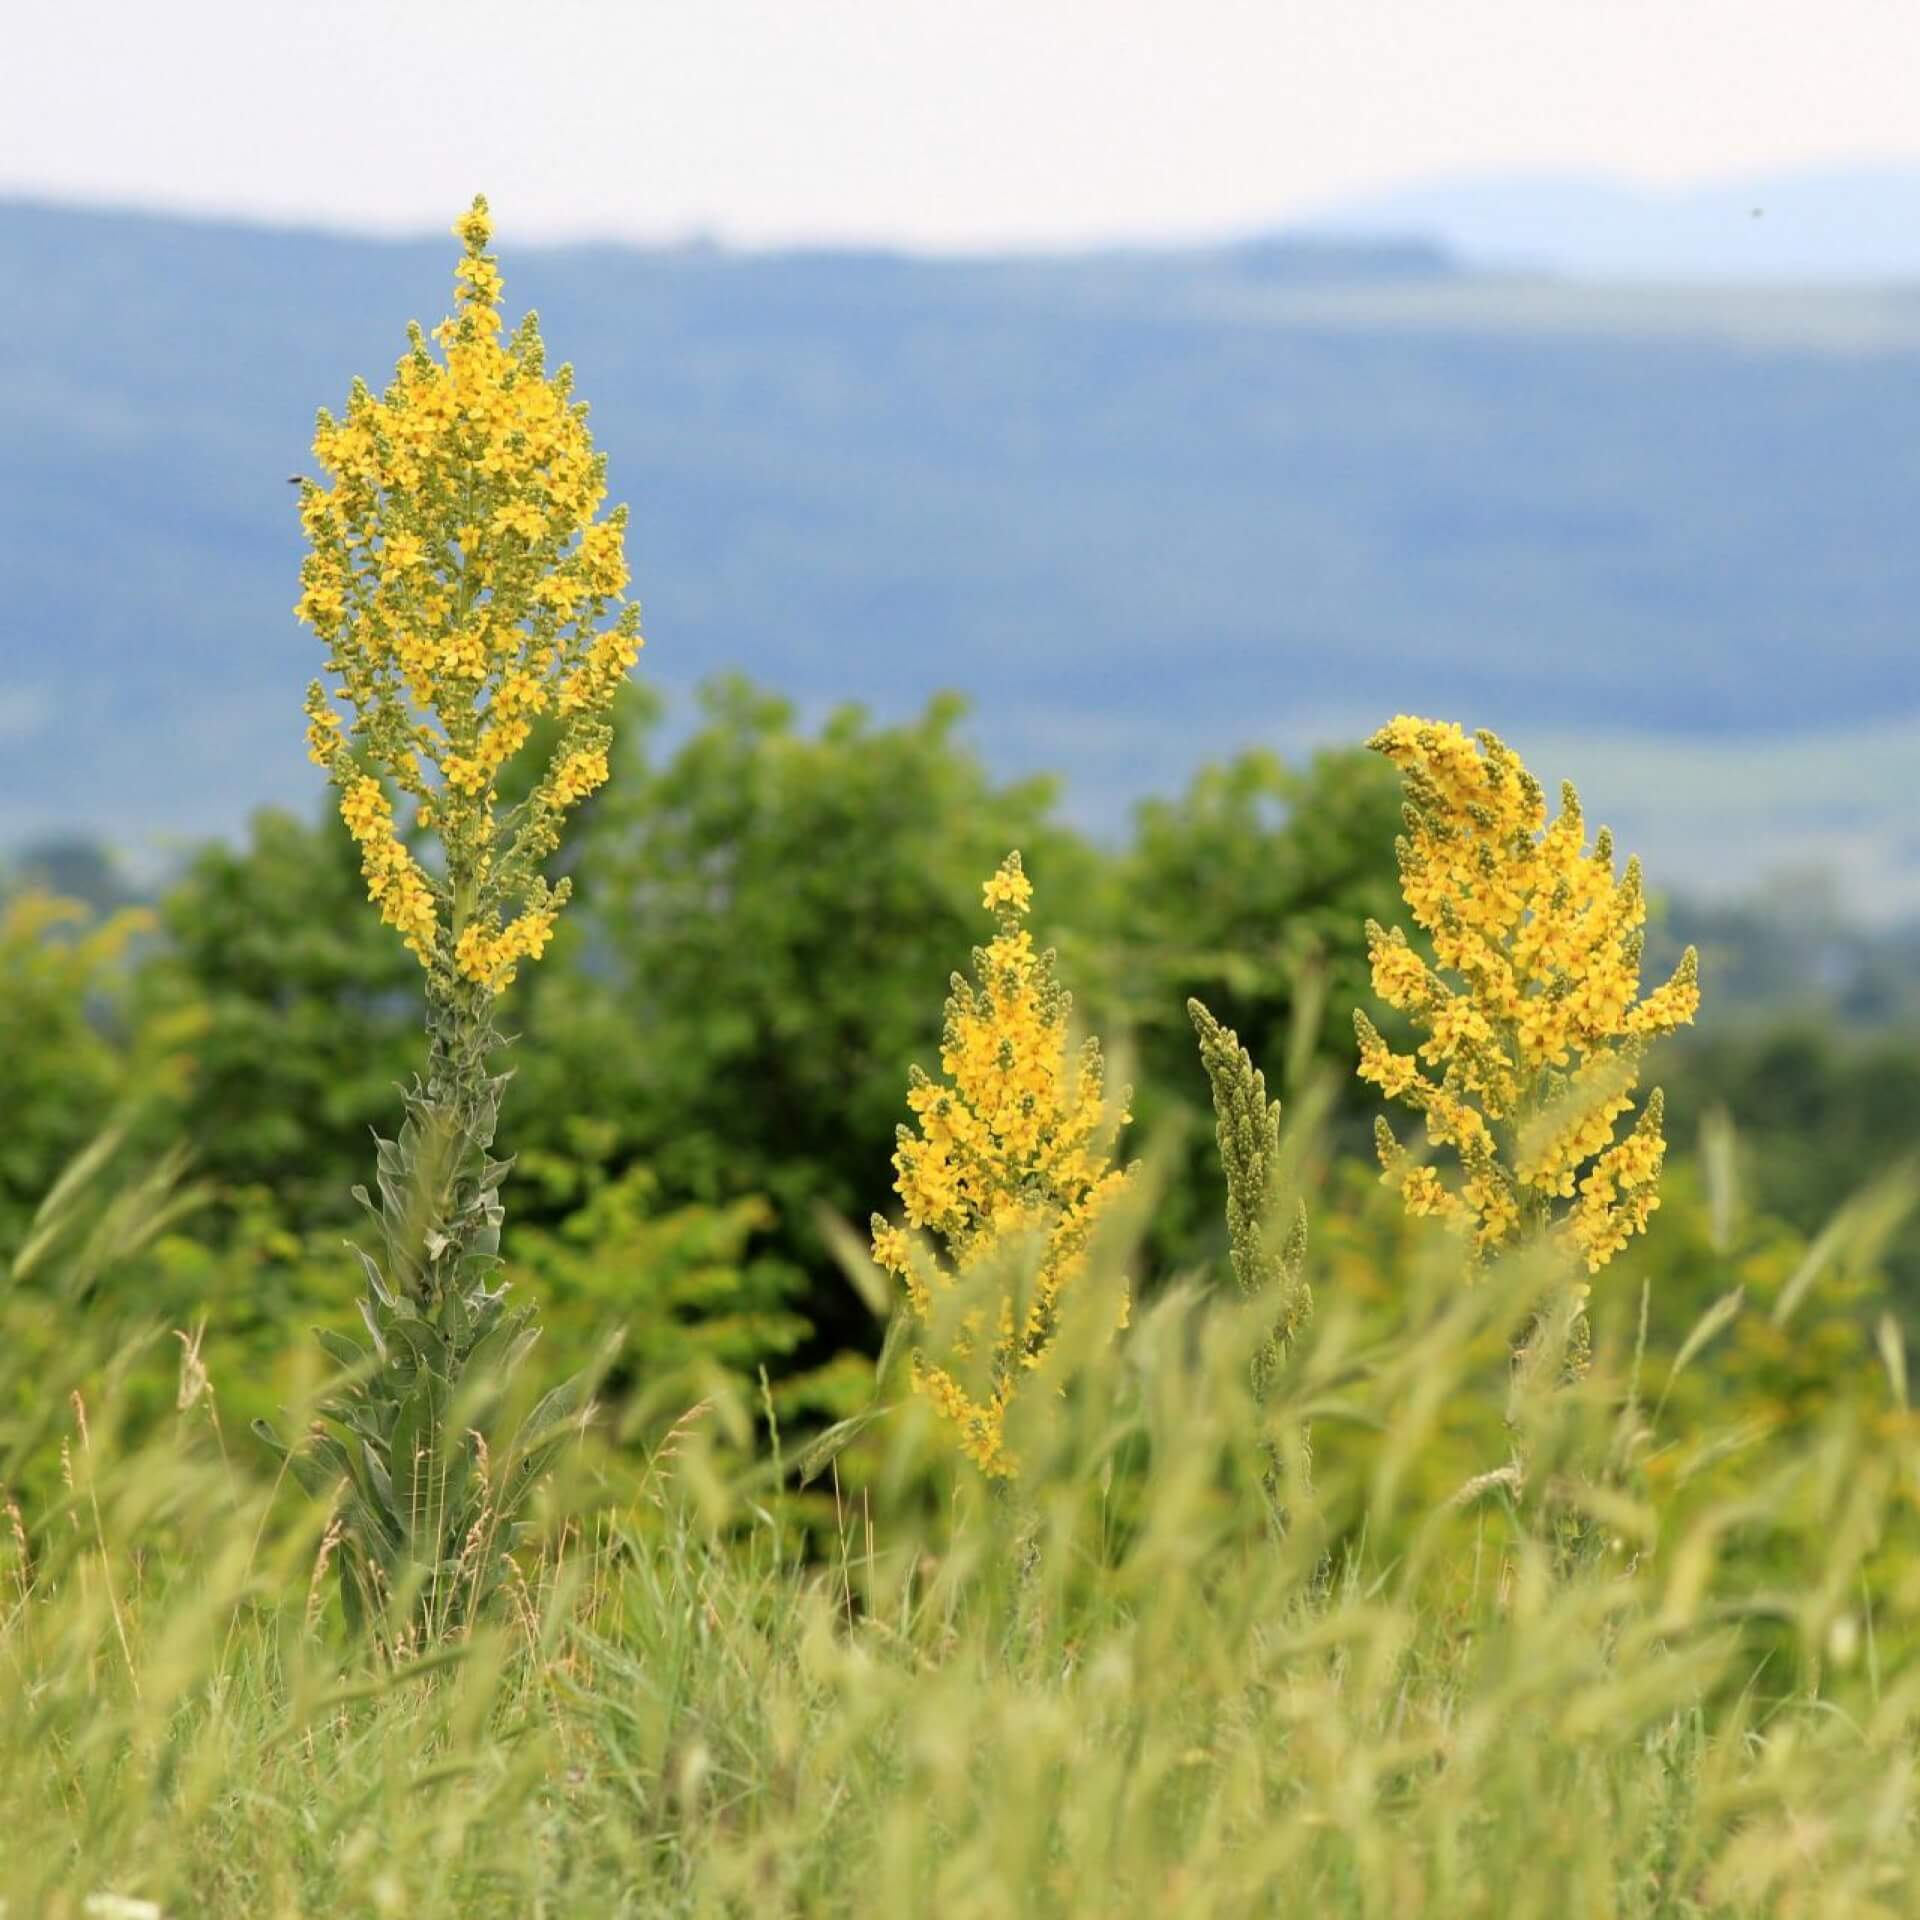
[297,193,643,995]
[1357,718,1699,1277]
[872,851,1134,1479]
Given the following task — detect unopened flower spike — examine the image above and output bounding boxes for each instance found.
[1189,998,1311,1402]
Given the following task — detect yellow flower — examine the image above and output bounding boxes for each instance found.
[981,861,1034,914]
[454,254,504,310]
[1367,924,1435,1012]
[1401,1166,1461,1220]
[452,202,492,252]
[454,905,557,992]
[872,852,1132,1478]
[305,698,345,768]
[295,570,346,630]
[340,775,389,842]
[1356,718,1698,1275]
[912,1358,1016,1479]
[378,530,426,581]
[544,747,609,809]
[490,500,547,543]
[1354,1010,1421,1100]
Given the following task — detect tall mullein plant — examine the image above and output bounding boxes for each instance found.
[1353,718,1699,1398]
[258,197,643,1646]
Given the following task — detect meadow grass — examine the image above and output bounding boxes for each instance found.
[5,1158,1919,1919]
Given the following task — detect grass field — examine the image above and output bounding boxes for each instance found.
[6,1198,1919,1918]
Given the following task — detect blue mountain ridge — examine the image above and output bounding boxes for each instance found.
[2,198,1917,902]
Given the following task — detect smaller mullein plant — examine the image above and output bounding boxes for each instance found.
[1353,717,1699,1386]
[1188,999,1310,1508]
[871,854,1134,1480]
[259,197,643,1646]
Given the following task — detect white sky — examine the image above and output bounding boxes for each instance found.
[5,0,1920,248]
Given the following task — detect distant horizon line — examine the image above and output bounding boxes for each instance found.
[10,153,1920,273]
[0,185,1447,262]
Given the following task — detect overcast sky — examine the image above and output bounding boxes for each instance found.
[6,0,1920,248]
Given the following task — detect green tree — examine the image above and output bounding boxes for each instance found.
[577,675,1099,1357]
[0,891,176,1251]
[1666,1021,1920,1306]
[131,807,424,1236]
[1103,745,1403,1264]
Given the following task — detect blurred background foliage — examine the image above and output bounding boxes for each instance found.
[3,672,1917,1526]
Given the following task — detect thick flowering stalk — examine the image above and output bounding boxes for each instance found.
[871,854,1133,1478]
[265,198,638,1644]
[1354,718,1700,1281]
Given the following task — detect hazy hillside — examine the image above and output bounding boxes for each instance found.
[2,200,1917,911]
